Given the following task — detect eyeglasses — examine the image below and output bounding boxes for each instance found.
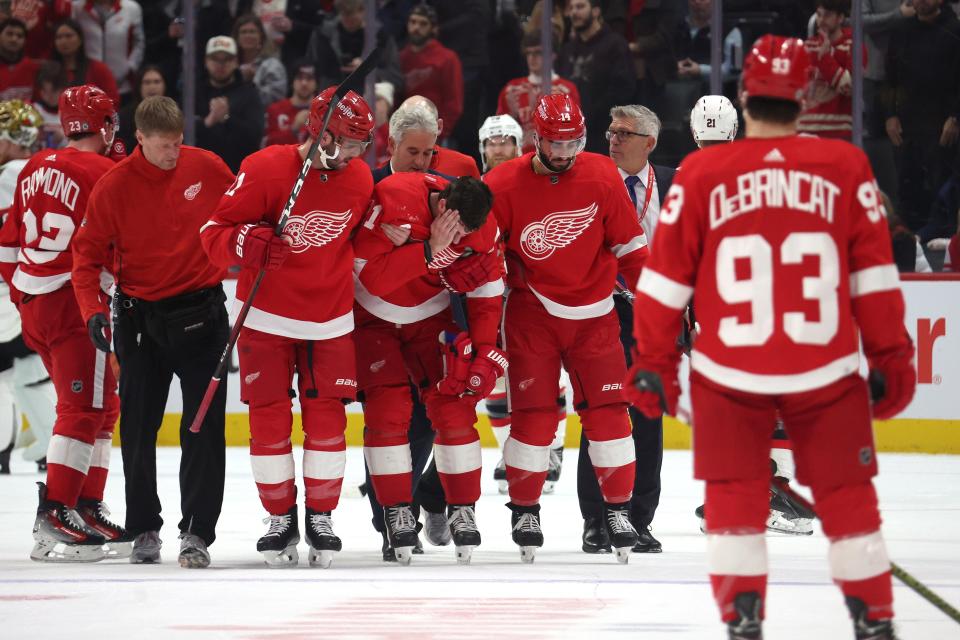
[605,129,650,142]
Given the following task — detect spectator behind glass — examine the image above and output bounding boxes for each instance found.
[627,0,683,102]
[233,13,287,108]
[7,0,72,59]
[195,35,263,173]
[0,17,37,101]
[373,80,395,166]
[71,0,144,102]
[882,0,960,232]
[263,59,317,147]
[497,30,582,154]
[247,0,328,70]
[51,19,120,106]
[883,190,933,272]
[305,0,404,99]
[398,4,463,146]
[117,64,166,153]
[558,0,636,153]
[674,0,743,85]
[32,60,67,148]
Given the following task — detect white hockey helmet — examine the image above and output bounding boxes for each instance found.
[478,114,523,169]
[690,95,738,145]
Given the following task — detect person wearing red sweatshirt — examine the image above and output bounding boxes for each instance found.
[72,96,235,569]
[0,84,124,563]
[200,87,374,570]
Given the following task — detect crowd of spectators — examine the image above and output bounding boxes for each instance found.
[0,0,957,269]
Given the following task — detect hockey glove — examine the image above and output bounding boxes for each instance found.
[465,345,508,398]
[437,331,473,396]
[107,139,127,162]
[868,343,916,420]
[438,252,501,294]
[623,355,680,419]
[233,224,290,271]
[87,313,111,353]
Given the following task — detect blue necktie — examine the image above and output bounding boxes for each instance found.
[624,175,640,209]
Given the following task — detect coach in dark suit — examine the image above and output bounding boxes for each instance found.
[579,104,675,554]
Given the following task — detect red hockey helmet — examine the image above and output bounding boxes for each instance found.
[741,35,811,103]
[59,84,117,141]
[306,86,375,142]
[533,93,585,141]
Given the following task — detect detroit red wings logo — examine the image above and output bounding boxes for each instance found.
[519,203,598,260]
[283,209,352,253]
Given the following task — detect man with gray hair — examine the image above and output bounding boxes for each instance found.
[373,96,478,182]
[579,103,675,556]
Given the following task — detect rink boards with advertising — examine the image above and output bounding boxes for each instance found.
[138,275,959,453]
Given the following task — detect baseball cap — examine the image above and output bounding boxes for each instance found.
[206,36,238,57]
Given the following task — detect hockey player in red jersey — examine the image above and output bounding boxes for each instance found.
[200,86,375,569]
[0,85,128,562]
[625,36,915,639]
[484,93,648,563]
[353,171,502,565]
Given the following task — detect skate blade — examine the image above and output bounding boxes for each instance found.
[496,480,508,495]
[519,546,537,563]
[615,547,632,564]
[767,512,814,536]
[308,548,336,569]
[104,540,133,559]
[262,544,299,568]
[394,546,414,566]
[455,545,476,565]
[31,541,105,563]
[542,481,556,495]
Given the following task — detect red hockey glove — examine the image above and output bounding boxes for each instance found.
[868,344,916,420]
[107,139,127,162]
[233,223,290,271]
[438,252,501,293]
[465,345,508,398]
[623,354,680,419]
[437,331,473,395]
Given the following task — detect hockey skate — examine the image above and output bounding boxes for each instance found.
[76,498,134,558]
[423,508,452,546]
[726,591,763,640]
[767,481,814,536]
[493,457,507,495]
[604,502,639,564]
[446,504,480,564]
[130,531,162,564]
[257,506,300,568]
[178,533,210,568]
[508,502,543,563]
[846,596,899,640]
[305,508,341,568]
[542,446,563,494]
[30,482,106,562]
[383,504,418,565]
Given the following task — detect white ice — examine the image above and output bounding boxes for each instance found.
[1,447,958,639]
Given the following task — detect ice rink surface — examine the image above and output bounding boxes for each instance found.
[0,447,958,639]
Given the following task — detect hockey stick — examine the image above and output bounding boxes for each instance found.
[189,47,382,434]
[772,476,960,624]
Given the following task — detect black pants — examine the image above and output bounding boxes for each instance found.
[114,292,228,546]
[577,294,663,527]
[364,383,435,533]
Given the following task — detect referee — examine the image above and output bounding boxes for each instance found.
[72,97,236,568]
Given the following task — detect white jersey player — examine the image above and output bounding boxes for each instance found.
[0,100,57,474]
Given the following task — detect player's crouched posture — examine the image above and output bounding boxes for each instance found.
[353,172,502,565]
[624,36,915,640]
[201,87,375,568]
[485,94,649,564]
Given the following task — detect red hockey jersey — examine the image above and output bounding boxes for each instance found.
[634,135,909,394]
[264,98,309,147]
[799,28,866,140]
[0,147,114,296]
[497,74,581,153]
[201,144,374,340]
[485,152,647,320]
[353,172,502,346]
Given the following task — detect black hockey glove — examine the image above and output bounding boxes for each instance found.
[87,313,112,353]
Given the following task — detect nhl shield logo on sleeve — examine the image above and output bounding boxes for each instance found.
[71,380,83,393]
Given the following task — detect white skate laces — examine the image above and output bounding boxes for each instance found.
[606,508,633,533]
[512,512,541,534]
[263,513,292,537]
[447,506,477,534]
[389,506,417,534]
[308,513,335,536]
